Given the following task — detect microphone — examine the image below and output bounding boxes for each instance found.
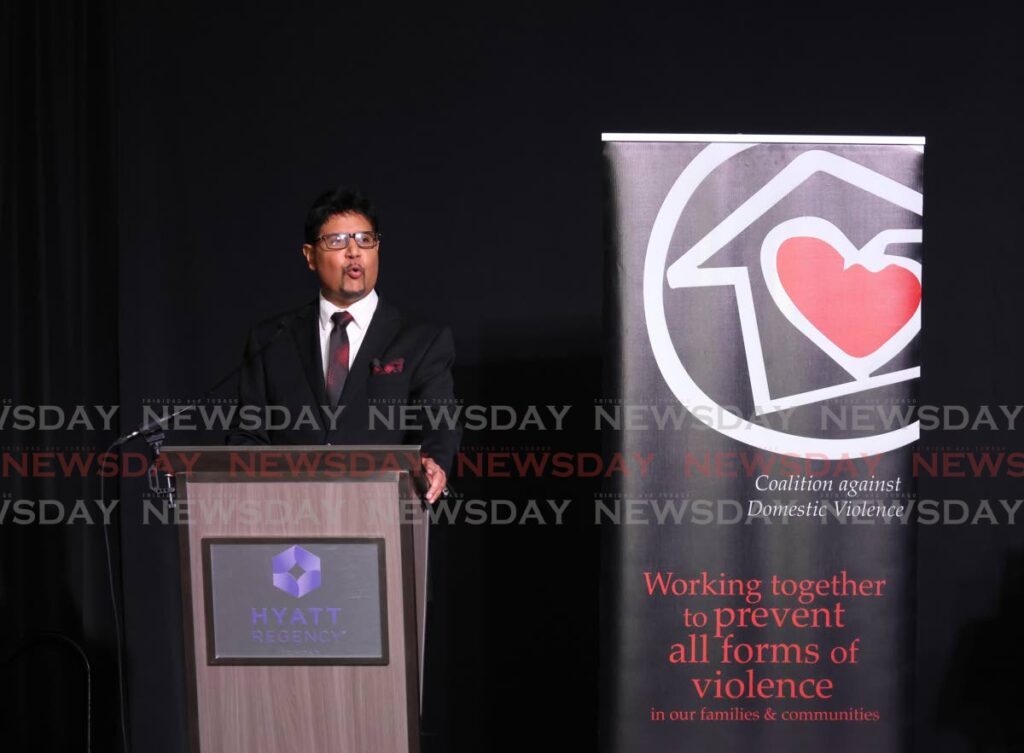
[113,311,296,447]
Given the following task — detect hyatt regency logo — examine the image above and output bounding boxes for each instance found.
[271,545,322,598]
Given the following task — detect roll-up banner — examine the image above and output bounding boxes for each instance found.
[600,134,924,752]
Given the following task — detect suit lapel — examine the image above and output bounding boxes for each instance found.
[290,300,329,408]
[340,297,402,406]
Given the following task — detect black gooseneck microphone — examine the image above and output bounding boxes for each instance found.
[113,311,297,449]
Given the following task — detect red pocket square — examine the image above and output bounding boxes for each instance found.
[371,357,404,375]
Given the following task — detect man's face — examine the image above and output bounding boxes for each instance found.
[302,211,379,306]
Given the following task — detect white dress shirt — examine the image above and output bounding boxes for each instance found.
[318,289,379,381]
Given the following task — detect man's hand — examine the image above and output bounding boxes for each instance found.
[420,455,447,504]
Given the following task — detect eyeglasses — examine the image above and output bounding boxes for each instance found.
[316,231,381,250]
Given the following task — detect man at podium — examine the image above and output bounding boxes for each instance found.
[227,187,458,503]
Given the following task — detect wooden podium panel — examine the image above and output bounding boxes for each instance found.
[165,447,427,753]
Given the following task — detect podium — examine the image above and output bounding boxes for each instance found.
[163,446,429,753]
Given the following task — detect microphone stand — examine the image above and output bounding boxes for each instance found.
[111,314,296,506]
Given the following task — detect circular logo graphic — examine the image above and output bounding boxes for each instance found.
[643,142,921,458]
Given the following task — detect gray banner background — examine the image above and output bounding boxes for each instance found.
[601,139,922,752]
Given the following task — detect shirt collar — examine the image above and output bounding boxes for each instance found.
[318,289,378,333]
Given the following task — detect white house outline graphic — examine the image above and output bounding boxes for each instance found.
[642,140,923,458]
[665,148,923,415]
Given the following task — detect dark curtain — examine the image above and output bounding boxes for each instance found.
[0,0,121,751]
[2,2,1022,752]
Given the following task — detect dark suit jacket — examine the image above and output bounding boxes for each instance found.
[227,296,460,474]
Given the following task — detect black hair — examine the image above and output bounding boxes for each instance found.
[303,187,379,244]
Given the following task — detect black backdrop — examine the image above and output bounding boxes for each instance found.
[2,1,1023,751]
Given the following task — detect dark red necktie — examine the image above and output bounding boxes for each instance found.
[326,311,354,406]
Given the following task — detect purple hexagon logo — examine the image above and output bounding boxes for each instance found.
[271,545,322,598]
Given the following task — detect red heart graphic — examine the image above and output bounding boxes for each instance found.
[777,237,921,358]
